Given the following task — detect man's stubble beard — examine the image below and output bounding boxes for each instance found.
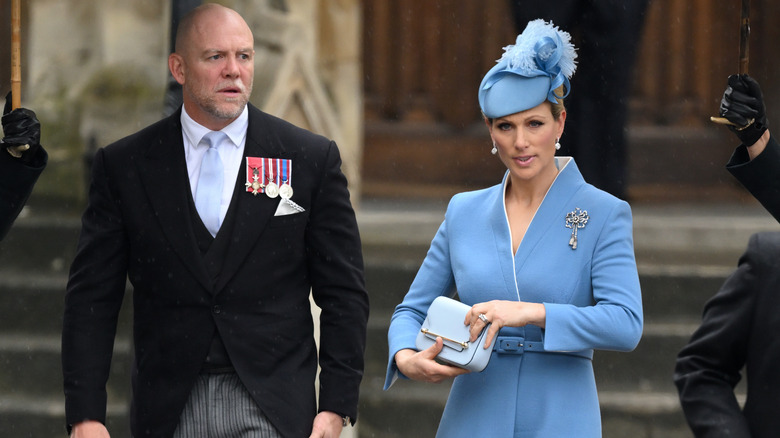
[190,79,253,121]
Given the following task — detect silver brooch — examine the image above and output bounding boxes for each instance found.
[565,208,589,250]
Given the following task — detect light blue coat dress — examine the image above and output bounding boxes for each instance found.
[384,157,643,437]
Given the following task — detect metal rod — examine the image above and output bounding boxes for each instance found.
[11,0,21,109]
[420,328,469,349]
[711,0,751,127]
[739,0,750,75]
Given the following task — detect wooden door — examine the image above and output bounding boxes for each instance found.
[361,0,780,202]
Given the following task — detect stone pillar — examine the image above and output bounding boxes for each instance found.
[315,0,364,208]
[230,0,363,205]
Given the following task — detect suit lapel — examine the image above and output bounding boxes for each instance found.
[214,106,297,292]
[136,111,212,291]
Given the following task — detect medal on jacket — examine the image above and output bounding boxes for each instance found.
[265,160,279,199]
[245,157,266,196]
[245,157,296,205]
[279,159,294,199]
[565,208,589,250]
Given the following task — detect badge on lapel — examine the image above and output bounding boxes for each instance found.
[245,157,305,215]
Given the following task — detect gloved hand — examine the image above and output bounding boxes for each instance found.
[719,74,768,146]
[2,91,42,162]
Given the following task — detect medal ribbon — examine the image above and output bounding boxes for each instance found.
[245,157,293,194]
[265,157,274,186]
[266,158,292,187]
[281,159,290,185]
[245,157,266,193]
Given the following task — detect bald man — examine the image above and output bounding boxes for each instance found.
[62,4,368,437]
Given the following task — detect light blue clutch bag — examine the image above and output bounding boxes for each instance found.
[415,296,496,372]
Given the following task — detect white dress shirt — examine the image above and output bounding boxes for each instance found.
[181,106,248,229]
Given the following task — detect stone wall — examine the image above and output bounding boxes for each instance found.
[12,0,362,211]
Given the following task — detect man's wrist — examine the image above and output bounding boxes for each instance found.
[321,410,350,427]
[746,129,771,161]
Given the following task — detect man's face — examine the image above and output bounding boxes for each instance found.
[171,10,255,129]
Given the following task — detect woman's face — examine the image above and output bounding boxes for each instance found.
[487,102,566,185]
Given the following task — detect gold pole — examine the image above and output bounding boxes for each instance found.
[6,0,29,158]
[11,0,21,109]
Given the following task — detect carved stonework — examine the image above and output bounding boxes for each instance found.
[19,0,362,208]
[226,0,363,204]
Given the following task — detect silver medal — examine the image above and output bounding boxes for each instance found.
[265,181,279,198]
[279,183,293,200]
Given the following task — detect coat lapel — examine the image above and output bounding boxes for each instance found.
[135,111,212,291]
[488,176,521,301]
[513,158,582,274]
[490,158,584,301]
[213,106,297,292]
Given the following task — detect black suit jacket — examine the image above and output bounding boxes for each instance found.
[727,136,780,223]
[675,232,780,438]
[0,146,47,240]
[62,104,369,438]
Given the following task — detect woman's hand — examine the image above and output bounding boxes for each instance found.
[464,300,546,348]
[394,339,470,383]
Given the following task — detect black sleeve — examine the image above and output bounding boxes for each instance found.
[673,233,766,438]
[727,136,780,223]
[305,140,369,423]
[0,145,47,240]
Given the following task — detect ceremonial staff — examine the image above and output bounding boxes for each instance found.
[711,0,752,128]
[7,0,30,158]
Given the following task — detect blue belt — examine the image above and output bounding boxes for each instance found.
[493,336,593,360]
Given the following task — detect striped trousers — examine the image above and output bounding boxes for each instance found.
[172,373,282,438]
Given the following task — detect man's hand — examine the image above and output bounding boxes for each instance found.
[70,420,110,438]
[309,411,343,438]
[2,92,42,162]
[719,74,768,146]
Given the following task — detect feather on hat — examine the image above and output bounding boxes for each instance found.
[478,19,578,118]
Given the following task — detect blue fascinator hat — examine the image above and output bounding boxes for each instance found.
[478,19,577,119]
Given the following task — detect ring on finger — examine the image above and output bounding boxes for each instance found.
[478,313,489,324]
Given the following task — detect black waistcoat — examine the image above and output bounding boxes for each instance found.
[190,195,234,369]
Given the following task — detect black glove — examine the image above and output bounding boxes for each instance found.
[2,91,42,162]
[719,74,768,146]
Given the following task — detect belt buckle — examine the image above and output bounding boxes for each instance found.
[496,337,524,354]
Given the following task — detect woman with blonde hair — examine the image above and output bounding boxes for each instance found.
[384,19,643,437]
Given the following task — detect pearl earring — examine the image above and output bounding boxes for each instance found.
[555,139,561,151]
[491,142,498,155]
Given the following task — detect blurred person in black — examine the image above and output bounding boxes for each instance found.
[675,231,780,437]
[674,75,780,437]
[508,0,649,200]
[0,92,47,241]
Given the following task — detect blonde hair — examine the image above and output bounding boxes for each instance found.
[549,85,566,120]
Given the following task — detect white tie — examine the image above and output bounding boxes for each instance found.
[194,131,228,237]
